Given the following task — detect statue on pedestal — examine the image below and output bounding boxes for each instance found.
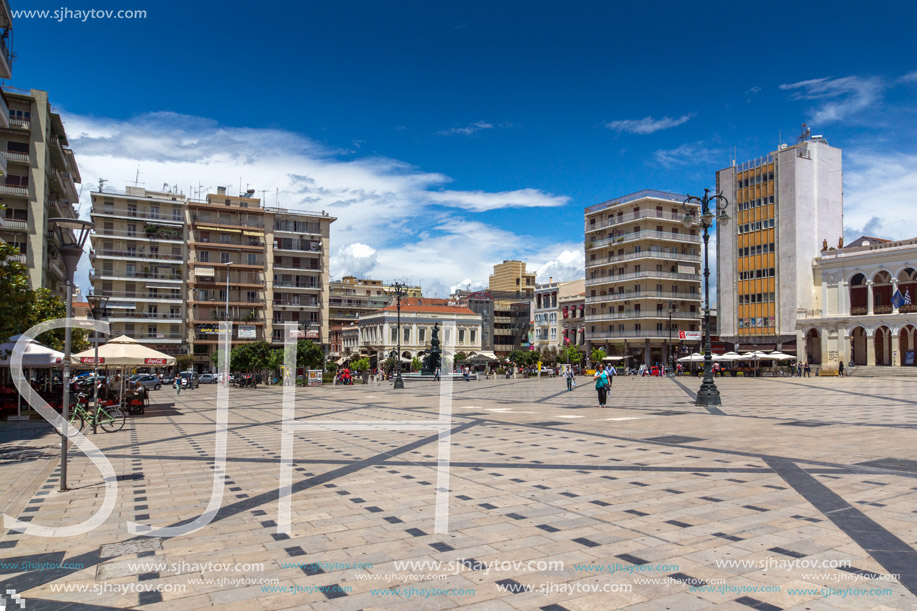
[422,323,442,375]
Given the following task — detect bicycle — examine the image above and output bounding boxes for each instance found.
[69,395,126,433]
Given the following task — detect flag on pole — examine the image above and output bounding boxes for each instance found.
[906,289,912,305]
[892,290,906,309]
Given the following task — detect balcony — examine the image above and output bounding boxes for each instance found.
[274,281,322,290]
[2,218,27,231]
[191,213,264,229]
[92,290,183,302]
[588,230,701,250]
[90,249,184,262]
[94,228,184,243]
[0,184,27,196]
[586,311,701,322]
[586,210,691,232]
[273,299,320,308]
[126,332,184,344]
[850,306,868,316]
[586,270,701,286]
[90,269,182,282]
[586,291,700,304]
[8,117,28,130]
[107,312,183,321]
[585,329,685,340]
[0,90,8,129]
[586,251,701,268]
[93,208,184,224]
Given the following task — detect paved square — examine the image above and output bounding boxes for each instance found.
[1,375,916,610]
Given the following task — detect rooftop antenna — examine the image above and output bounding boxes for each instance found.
[276,187,279,206]
[98,178,107,192]
[261,189,268,204]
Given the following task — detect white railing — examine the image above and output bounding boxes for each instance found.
[586,251,701,267]
[586,271,700,285]
[1,151,28,163]
[589,230,701,249]
[586,291,700,303]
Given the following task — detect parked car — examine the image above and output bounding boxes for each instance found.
[179,371,199,389]
[129,374,162,390]
[159,374,175,385]
[199,373,216,384]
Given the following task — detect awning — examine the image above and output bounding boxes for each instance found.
[194,267,215,277]
[71,335,176,367]
[467,351,498,361]
[0,335,65,368]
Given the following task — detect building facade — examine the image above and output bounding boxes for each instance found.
[89,187,188,356]
[796,236,917,369]
[584,190,703,366]
[489,260,536,296]
[327,276,421,339]
[345,299,482,366]
[716,136,843,353]
[533,279,585,350]
[1,89,82,297]
[89,186,334,367]
[559,286,586,350]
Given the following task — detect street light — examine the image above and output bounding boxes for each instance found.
[389,281,408,389]
[86,293,109,435]
[681,189,729,407]
[49,217,94,491]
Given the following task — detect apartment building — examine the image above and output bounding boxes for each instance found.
[559,288,586,349]
[533,279,585,350]
[716,135,843,353]
[267,205,334,346]
[489,260,536,296]
[89,186,335,367]
[584,190,703,367]
[327,276,421,332]
[89,187,188,355]
[1,89,82,296]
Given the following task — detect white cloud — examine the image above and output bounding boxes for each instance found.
[652,142,724,168]
[778,76,882,124]
[843,151,917,241]
[436,121,496,136]
[534,248,584,283]
[332,243,378,278]
[65,111,571,295]
[605,115,692,135]
[450,278,486,293]
[897,71,917,84]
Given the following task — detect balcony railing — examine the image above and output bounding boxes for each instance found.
[93,290,183,301]
[586,251,701,267]
[191,214,264,229]
[586,311,701,322]
[8,117,29,130]
[91,249,184,261]
[586,291,700,304]
[874,305,893,314]
[586,210,690,231]
[586,271,700,286]
[850,306,868,316]
[274,300,320,308]
[0,184,27,196]
[274,281,322,289]
[2,218,27,230]
[90,270,182,281]
[94,228,184,241]
[127,332,185,340]
[585,329,689,339]
[107,312,184,320]
[93,208,185,223]
[589,230,701,249]
[1,151,28,164]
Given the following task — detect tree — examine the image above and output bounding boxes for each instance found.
[351,357,370,373]
[507,350,528,368]
[590,347,607,365]
[454,351,468,362]
[267,349,284,372]
[0,243,32,343]
[324,359,338,373]
[411,356,422,372]
[175,354,194,371]
[230,341,271,372]
[296,340,323,369]
[560,345,583,365]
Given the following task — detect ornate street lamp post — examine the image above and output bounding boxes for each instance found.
[50,217,94,491]
[390,282,407,389]
[86,294,109,435]
[681,189,729,407]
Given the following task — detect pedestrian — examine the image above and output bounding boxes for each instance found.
[174,376,181,396]
[804,362,811,377]
[564,367,573,391]
[838,361,845,377]
[594,365,610,408]
[434,367,441,381]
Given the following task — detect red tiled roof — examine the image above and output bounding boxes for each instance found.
[380,304,476,315]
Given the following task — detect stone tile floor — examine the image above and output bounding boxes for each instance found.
[0,375,915,610]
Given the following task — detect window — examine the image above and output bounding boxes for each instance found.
[199,251,210,262]
[248,253,257,265]
[419,328,426,342]
[221,234,231,244]
[470,329,476,343]
[391,327,397,342]
[404,327,410,342]
[127,224,136,237]
[220,252,231,263]
[458,329,465,344]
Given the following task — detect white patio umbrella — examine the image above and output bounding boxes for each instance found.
[71,336,176,406]
[602,356,626,361]
[677,352,705,362]
[0,335,65,419]
[767,351,796,360]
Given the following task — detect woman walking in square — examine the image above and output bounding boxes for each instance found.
[594,364,609,408]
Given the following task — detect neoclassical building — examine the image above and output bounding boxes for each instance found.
[796,236,917,369]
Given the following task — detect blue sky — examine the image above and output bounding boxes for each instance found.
[10,0,917,295]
